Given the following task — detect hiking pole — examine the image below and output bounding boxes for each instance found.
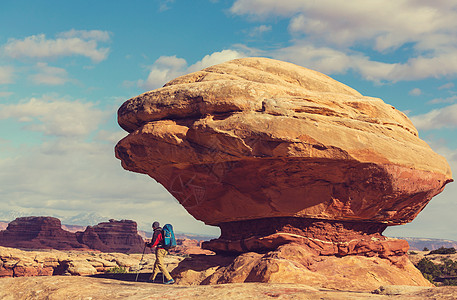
[135,243,147,282]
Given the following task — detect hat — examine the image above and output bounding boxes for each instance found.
[152,221,160,229]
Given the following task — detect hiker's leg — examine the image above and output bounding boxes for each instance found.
[156,248,172,281]
[148,250,160,281]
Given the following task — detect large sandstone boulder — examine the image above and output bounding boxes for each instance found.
[115,57,452,227]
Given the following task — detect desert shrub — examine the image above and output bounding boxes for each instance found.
[440,258,457,276]
[416,257,441,278]
[443,279,457,286]
[429,247,456,255]
[423,247,429,251]
[105,266,128,273]
[415,257,457,286]
[409,251,418,255]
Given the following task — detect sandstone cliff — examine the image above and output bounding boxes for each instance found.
[0,217,87,251]
[76,219,144,253]
[0,217,145,253]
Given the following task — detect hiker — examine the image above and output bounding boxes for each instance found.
[146,221,175,284]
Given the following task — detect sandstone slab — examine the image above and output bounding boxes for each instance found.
[3,276,450,300]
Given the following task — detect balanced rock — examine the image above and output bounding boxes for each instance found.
[115,57,452,256]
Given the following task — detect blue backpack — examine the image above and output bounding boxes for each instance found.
[162,224,177,249]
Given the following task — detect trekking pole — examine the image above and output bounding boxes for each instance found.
[135,243,147,282]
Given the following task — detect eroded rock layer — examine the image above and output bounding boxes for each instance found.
[0,217,145,253]
[75,219,144,253]
[202,218,408,265]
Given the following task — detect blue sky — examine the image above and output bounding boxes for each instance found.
[0,0,456,238]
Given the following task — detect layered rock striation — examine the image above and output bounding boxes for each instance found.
[0,217,87,251]
[75,219,144,253]
[0,217,145,253]
[115,57,453,286]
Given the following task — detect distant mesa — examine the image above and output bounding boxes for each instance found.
[115,57,453,289]
[76,219,144,253]
[0,217,144,253]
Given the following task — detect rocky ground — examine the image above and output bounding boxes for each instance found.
[0,246,185,277]
[2,246,457,299]
[1,276,457,300]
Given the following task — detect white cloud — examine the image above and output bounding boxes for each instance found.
[409,88,422,96]
[0,66,14,84]
[269,42,457,82]
[410,103,457,130]
[3,30,110,63]
[439,82,455,90]
[428,95,457,104]
[233,0,457,49]
[29,62,69,85]
[231,0,457,82]
[271,43,397,81]
[159,0,175,12]
[187,49,246,73]
[273,43,353,74]
[57,29,111,42]
[0,91,13,98]
[137,55,187,90]
[138,49,246,90]
[0,95,108,137]
[248,25,272,37]
[0,131,218,234]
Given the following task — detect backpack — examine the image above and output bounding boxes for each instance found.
[162,224,177,249]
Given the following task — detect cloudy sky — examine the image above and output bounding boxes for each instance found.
[0,0,456,238]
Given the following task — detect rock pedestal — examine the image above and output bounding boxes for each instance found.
[115,57,453,287]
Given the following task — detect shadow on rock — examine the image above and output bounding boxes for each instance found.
[89,272,163,283]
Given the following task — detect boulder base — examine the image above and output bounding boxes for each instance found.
[172,243,432,291]
[202,217,407,263]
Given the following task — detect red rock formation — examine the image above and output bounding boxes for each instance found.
[75,219,144,253]
[115,57,452,229]
[172,243,432,291]
[0,217,88,250]
[115,57,453,286]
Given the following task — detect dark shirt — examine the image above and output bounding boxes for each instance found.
[147,227,164,248]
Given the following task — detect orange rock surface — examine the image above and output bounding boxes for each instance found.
[172,243,432,291]
[116,57,452,227]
